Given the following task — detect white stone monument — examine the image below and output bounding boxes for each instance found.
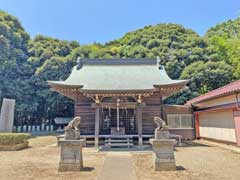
[0,98,15,132]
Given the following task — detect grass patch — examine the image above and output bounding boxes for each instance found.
[0,133,31,145]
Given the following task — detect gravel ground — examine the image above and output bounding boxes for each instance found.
[1,136,240,180]
[132,142,240,180]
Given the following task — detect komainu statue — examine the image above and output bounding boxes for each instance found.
[154,116,167,131]
[65,116,81,131]
[64,116,81,140]
[153,116,169,139]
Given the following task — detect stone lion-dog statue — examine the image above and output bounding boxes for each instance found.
[154,116,167,131]
[65,116,81,131]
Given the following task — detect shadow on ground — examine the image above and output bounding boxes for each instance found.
[176,166,186,171]
[81,167,95,172]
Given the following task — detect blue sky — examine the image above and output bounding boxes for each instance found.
[0,0,239,44]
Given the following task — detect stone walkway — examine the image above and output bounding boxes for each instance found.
[97,152,136,180]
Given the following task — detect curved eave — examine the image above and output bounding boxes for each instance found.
[47,81,83,88]
[154,79,190,88]
[79,89,156,94]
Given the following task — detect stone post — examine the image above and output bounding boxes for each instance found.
[28,125,31,132]
[41,124,45,131]
[17,126,21,132]
[23,125,26,132]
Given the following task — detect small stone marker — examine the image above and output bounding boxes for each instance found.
[150,116,177,171]
[23,125,27,132]
[17,126,21,132]
[41,124,45,131]
[58,116,85,172]
[0,98,15,132]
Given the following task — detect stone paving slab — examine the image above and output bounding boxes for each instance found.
[97,152,136,180]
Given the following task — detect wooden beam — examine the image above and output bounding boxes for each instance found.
[195,113,200,139]
[94,105,100,147]
[91,102,146,108]
[137,103,143,145]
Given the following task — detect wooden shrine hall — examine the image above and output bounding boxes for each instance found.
[48,58,189,147]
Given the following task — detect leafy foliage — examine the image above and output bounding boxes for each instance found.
[0,10,238,123]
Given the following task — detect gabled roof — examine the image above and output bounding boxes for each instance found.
[186,80,240,105]
[48,58,189,92]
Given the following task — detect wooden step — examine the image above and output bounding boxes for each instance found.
[104,136,134,148]
[105,143,134,147]
[105,139,133,143]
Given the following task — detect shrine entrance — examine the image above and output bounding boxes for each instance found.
[100,108,137,135]
[98,97,138,135]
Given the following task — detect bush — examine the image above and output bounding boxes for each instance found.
[0,133,31,145]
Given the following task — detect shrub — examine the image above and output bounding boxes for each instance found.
[0,133,31,145]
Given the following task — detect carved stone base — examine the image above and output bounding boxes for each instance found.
[154,130,170,139]
[58,139,85,172]
[150,139,177,171]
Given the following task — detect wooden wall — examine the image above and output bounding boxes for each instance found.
[74,94,95,135]
[162,105,193,120]
[142,91,162,134]
[163,105,195,139]
[74,90,164,135]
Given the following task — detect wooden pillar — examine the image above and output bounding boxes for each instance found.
[117,100,120,131]
[195,113,200,139]
[137,103,143,145]
[95,105,100,147]
[233,110,240,146]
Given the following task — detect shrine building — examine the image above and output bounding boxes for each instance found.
[48,58,193,147]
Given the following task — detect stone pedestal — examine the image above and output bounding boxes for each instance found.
[64,129,80,140]
[155,129,170,139]
[150,139,177,171]
[58,139,85,172]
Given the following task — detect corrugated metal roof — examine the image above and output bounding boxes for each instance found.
[186,80,240,105]
[48,59,189,91]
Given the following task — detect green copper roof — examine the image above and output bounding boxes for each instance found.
[48,59,189,91]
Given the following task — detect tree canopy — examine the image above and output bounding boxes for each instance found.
[0,10,238,124]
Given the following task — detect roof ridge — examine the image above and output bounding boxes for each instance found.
[76,58,158,66]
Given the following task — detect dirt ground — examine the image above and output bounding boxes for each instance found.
[0,135,106,180]
[1,136,240,180]
[133,142,240,180]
